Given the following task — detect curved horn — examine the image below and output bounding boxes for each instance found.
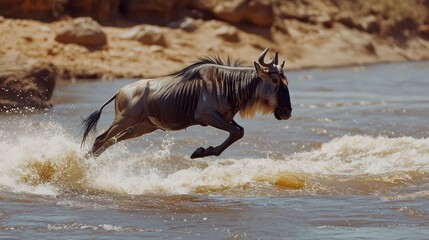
[258,47,274,68]
[274,51,278,65]
[258,47,269,66]
[281,60,285,68]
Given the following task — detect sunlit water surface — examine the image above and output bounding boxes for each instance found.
[1,62,429,239]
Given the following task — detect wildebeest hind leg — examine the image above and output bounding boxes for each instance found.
[111,119,157,144]
[89,115,135,157]
[191,112,244,159]
[88,122,126,157]
[90,119,157,157]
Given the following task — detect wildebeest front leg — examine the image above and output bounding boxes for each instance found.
[191,112,244,159]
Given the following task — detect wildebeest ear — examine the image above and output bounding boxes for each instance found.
[254,61,267,78]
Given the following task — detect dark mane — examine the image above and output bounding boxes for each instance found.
[169,56,242,81]
[166,56,261,113]
[163,57,260,116]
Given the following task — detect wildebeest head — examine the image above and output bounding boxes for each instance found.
[253,48,292,120]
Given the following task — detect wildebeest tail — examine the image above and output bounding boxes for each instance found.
[81,93,117,147]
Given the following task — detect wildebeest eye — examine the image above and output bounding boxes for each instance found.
[272,78,278,83]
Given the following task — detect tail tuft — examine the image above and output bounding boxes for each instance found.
[81,109,102,148]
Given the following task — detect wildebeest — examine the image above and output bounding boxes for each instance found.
[81,47,292,158]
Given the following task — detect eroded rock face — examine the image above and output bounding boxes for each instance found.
[191,0,274,27]
[66,0,120,21]
[0,0,54,19]
[55,17,107,47]
[215,26,239,42]
[418,25,429,39]
[0,0,120,21]
[120,25,167,46]
[168,17,199,32]
[0,53,57,111]
[119,0,189,23]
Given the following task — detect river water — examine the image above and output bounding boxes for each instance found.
[1,62,429,239]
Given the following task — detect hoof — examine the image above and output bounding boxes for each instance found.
[206,146,215,154]
[190,146,218,159]
[190,147,205,159]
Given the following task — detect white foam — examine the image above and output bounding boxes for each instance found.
[288,135,429,175]
[0,121,82,195]
[86,135,429,195]
[46,223,149,232]
[1,120,428,196]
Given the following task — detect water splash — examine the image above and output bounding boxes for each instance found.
[1,121,428,197]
